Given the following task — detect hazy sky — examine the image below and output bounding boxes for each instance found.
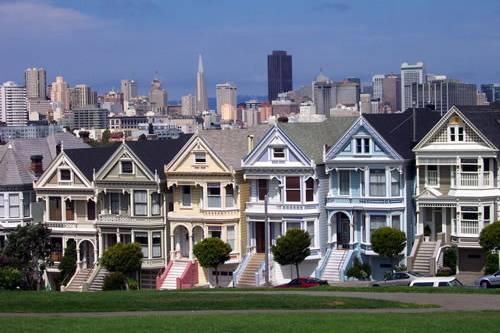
[2,0,500,99]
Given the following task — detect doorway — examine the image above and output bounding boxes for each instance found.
[255,222,265,253]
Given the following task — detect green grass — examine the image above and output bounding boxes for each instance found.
[0,291,426,313]
[0,312,498,333]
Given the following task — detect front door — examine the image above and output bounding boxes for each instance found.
[256,222,265,253]
[336,215,350,249]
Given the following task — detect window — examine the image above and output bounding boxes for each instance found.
[391,170,401,196]
[194,152,207,164]
[305,178,314,202]
[370,215,386,239]
[208,226,221,238]
[369,169,386,196]
[225,184,235,208]
[110,193,120,214]
[227,225,235,251]
[449,125,464,142]
[134,232,149,257]
[391,215,401,231]
[8,194,19,218]
[258,179,268,201]
[272,147,285,159]
[0,194,4,218]
[207,183,221,208]
[285,177,301,202]
[426,165,439,187]
[461,206,478,221]
[339,170,350,196]
[65,199,74,220]
[355,138,370,154]
[152,232,162,258]
[484,206,491,225]
[151,192,161,216]
[23,192,30,217]
[134,191,147,216]
[87,200,96,220]
[59,169,71,181]
[286,222,301,231]
[461,158,478,172]
[181,186,191,207]
[49,197,62,221]
[121,161,133,174]
[307,221,315,247]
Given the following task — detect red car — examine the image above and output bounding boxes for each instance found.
[274,277,329,288]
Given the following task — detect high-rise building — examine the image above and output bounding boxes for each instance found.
[267,50,293,102]
[50,76,70,112]
[0,81,28,126]
[372,74,384,101]
[312,71,334,117]
[121,80,137,102]
[382,74,401,113]
[401,62,425,111]
[150,78,168,114]
[477,91,489,106]
[24,67,46,99]
[181,93,195,116]
[480,83,500,103]
[66,106,108,130]
[334,80,360,108]
[196,54,208,113]
[216,82,237,121]
[70,84,97,109]
[359,93,372,114]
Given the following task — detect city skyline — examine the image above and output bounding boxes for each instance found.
[1,0,500,99]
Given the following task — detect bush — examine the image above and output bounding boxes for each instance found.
[59,240,77,284]
[0,267,22,289]
[127,278,138,290]
[443,246,457,275]
[346,257,371,280]
[271,229,311,279]
[485,253,499,275]
[436,267,454,276]
[101,243,143,274]
[479,222,500,252]
[103,272,126,291]
[371,227,406,269]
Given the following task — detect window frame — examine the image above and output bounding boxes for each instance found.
[369,169,387,197]
[448,125,465,142]
[226,225,236,252]
[120,160,134,174]
[425,165,440,187]
[338,170,351,196]
[58,168,72,183]
[272,147,286,160]
[133,190,148,216]
[258,179,268,201]
[285,176,301,203]
[194,152,207,164]
[181,186,192,207]
[305,178,314,202]
[152,231,162,258]
[354,137,370,154]
[134,231,149,258]
[151,192,161,216]
[109,193,121,215]
[225,184,235,208]
[207,183,222,208]
[8,193,20,218]
[390,169,401,196]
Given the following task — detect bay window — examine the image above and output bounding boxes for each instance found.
[207,183,221,208]
[152,232,162,258]
[134,191,147,216]
[181,186,191,207]
[225,184,235,208]
[134,232,149,257]
[226,225,235,251]
[339,170,350,196]
[258,179,268,201]
[370,215,386,239]
[369,169,386,197]
[285,177,301,202]
[305,178,314,202]
[151,192,161,216]
[8,194,19,218]
[391,170,401,196]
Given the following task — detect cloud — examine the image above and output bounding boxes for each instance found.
[312,1,351,12]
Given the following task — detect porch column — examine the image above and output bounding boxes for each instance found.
[76,241,81,270]
[478,156,484,187]
[327,214,332,244]
[188,229,193,260]
[170,233,175,258]
[349,214,354,246]
[93,241,98,264]
[416,209,423,235]
[365,214,370,244]
[45,197,49,222]
[98,232,103,257]
[61,196,66,222]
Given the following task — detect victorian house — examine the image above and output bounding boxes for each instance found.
[410,106,500,274]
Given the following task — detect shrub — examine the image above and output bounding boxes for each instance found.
[127,278,138,290]
[442,246,457,274]
[436,267,454,276]
[346,257,371,280]
[371,227,406,269]
[193,237,231,287]
[485,253,499,275]
[0,267,22,290]
[59,240,77,284]
[101,243,143,274]
[479,222,500,252]
[103,272,126,291]
[271,229,311,279]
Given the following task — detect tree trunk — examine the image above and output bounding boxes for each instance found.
[295,263,300,279]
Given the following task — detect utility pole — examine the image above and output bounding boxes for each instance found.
[264,194,270,285]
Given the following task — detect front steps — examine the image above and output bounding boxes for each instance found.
[236,253,265,287]
[63,268,92,292]
[321,249,348,283]
[412,241,437,275]
[88,267,109,292]
[160,260,190,290]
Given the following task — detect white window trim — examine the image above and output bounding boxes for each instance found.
[284,176,302,204]
[108,192,123,214]
[353,136,371,155]
[448,125,465,142]
[120,159,135,175]
[226,224,236,253]
[193,152,207,165]
[271,147,287,160]
[58,167,73,183]
[337,170,351,196]
[391,213,403,231]
[425,165,440,188]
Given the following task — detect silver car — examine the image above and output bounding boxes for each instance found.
[475,271,500,288]
[371,271,424,287]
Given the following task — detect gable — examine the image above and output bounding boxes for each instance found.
[95,144,155,182]
[35,153,92,189]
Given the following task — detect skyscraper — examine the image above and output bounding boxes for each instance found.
[401,62,425,111]
[24,67,46,99]
[50,76,70,112]
[70,84,97,109]
[196,54,208,113]
[150,78,168,114]
[480,83,500,103]
[312,71,334,117]
[216,82,237,121]
[267,50,292,102]
[181,93,195,116]
[0,81,28,126]
[382,74,401,112]
[372,74,384,101]
[121,80,137,102]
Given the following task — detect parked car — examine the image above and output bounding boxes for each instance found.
[370,271,425,287]
[475,271,500,288]
[274,277,329,288]
[409,276,463,288]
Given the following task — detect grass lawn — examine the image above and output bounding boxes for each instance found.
[0,311,498,333]
[0,290,426,312]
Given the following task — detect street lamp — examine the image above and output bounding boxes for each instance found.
[264,194,270,286]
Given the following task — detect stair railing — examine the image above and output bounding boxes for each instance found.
[232,252,251,287]
[60,266,83,292]
[430,235,443,275]
[176,261,199,289]
[255,260,266,287]
[407,235,422,271]
[339,249,355,282]
[82,263,100,292]
[156,260,174,290]
[314,246,332,279]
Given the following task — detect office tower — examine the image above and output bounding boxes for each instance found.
[359,93,372,114]
[372,74,384,101]
[66,106,108,129]
[70,84,97,109]
[24,67,46,99]
[150,78,168,114]
[216,82,237,121]
[480,83,500,103]
[477,91,489,106]
[406,79,476,114]
[196,54,208,113]
[335,80,360,107]
[50,76,70,112]
[121,80,137,102]
[181,93,195,116]
[382,74,401,112]
[0,81,28,126]
[312,71,334,117]
[267,50,293,102]
[401,62,425,110]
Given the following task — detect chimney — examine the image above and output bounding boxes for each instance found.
[31,155,43,177]
[247,135,254,153]
[56,142,62,155]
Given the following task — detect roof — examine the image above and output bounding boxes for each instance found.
[65,144,119,180]
[363,109,442,159]
[454,106,500,148]
[199,127,269,170]
[278,117,357,163]
[0,132,89,188]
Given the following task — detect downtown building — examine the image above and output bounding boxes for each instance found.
[267,50,293,102]
[0,81,28,126]
[401,62,426,111]
[216,82,237,122]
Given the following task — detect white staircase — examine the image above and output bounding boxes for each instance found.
[160,260,190,290]
[321,249,348,283]
[236,253,265,288]
[412,241,437,275]
[88,267,109,292]
[63,268,92,292]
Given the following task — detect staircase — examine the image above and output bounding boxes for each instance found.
[412,241,437,275]
[63,268,92,292]
[159,260,190,290]
[321,249,348,283]
[87,267,109,292]
[236,253,264,288]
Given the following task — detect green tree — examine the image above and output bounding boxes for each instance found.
[479,222,500,252]
[193,237,231,287]
[3,224,53,290]
[100,243,143,275]
[272,229,311,279]
[58,239,77,284]
[101,129,111,145]
[371,227,406,269]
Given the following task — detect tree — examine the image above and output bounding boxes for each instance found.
[100,243,143,275]
[193,237,231,287]
[58,239,77,284]
[3,224,53,290]
[101,129,111,145]
[479,222,500,252]
[371,227,406,269]
[272,229,311,279]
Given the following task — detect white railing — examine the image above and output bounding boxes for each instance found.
[246,202,319,212]
[314,247,332,279]
[255,260,266,287]
[460,219,479,236]
[98,214,163,225]
[459,172,492,187]
[232,252,251,287]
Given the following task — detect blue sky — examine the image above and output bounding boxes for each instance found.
[1,0,500,99]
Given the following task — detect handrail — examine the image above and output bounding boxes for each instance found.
[61,267,81,292]
[408,235,422,270]
[232,252,251,287]
[156,260,174,290]
[434,243,452,274]
[176,261,198,289]
[430,238,442,275]
[339,249,354,282]
[82,263,100,292]
[255,260,266,287]
[314,246,332,279]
